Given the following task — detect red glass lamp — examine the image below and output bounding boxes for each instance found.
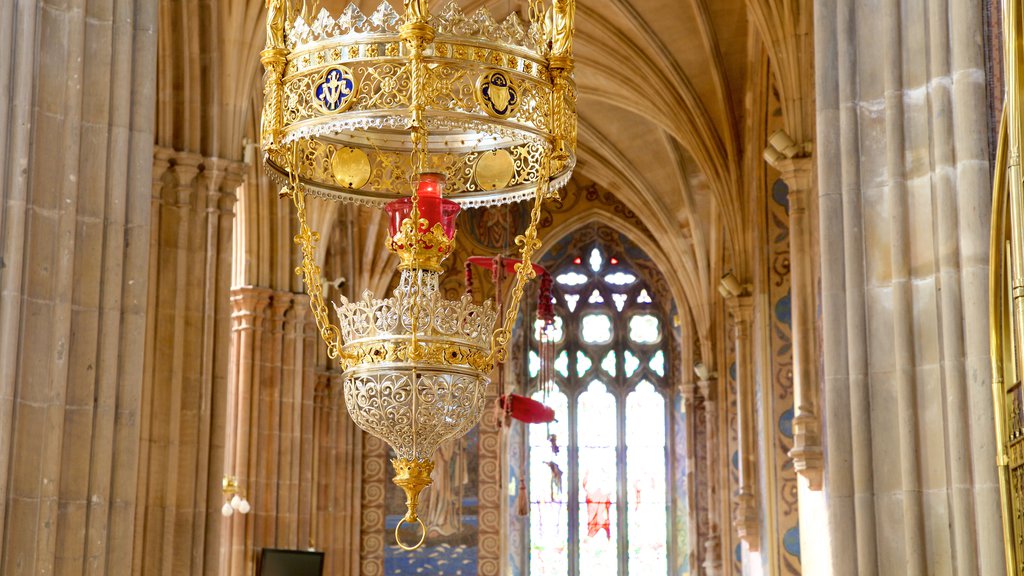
[384,174,461,271]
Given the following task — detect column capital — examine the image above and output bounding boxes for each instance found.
[724,294,754,325]
[733,490,760,551]
[230,286,275,330]
[268,291,294,333]
[152,147,175,187]
[170,152,204,181]
[773,155,814,194]
[702,532,722,576]
[681,380,698,403]
[790,415,824,490]
[169,153,204,206]
[697,377,718,404]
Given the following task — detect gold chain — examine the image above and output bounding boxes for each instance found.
[402,15,434,363]
[487,56,574,365]
[287,142,342,359]
[487,153,551,365]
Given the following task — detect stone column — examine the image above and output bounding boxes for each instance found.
[680,378,701,573]
[133,150,242,576]
[775,157,824,490]
[813,0,1002,572]
[0,0,157,571]
[222,287,272,575]
[698,377,723,576]
[728,296,759,550]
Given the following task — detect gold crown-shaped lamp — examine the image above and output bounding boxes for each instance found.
[262,0,577,208]
[263,0,577,551]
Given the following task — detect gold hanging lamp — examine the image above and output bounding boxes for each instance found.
[260,0,577,550]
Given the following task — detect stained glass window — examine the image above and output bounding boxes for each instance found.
[624,350,640,378]
[554,350,569,378]
[581,314,613,344]
[529,350,541,378]
[524,242,673,576]
[577,351,593,377]
[649,350,665,377]
[536,316,565,342]
[605,272,637,286]
[601,351,617,377]
[530,386,570,575]
[558,271,588,286]
[626,382,668,575]
[565,294,580,312]
[579,381,618,576]
[612,294,628,312]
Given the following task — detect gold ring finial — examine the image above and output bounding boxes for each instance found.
[391,457,434,549]
[394,517,427,551]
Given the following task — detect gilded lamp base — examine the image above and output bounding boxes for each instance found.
[391,457,435,550]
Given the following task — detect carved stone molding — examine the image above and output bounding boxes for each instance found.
[725,295,760,550]
[775,156,824,491]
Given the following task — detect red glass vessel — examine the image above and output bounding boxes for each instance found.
[384,173,460,240]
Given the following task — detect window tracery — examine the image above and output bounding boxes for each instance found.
[526,243,670,576]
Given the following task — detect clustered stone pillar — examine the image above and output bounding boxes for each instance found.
[775,156,823,490]
[813,0,1002,572]
[727,295,759,550]
[679,376,702,572]
[220,287,343,576]
[0,0,157,571]
[135,149,242,576]
[697,376,723,576]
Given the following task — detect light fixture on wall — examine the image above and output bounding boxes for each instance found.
[259,0,577,550]
[719,272,749,298]
[221,476,251,517]
[693,362,716,382]
[762,129,812,167]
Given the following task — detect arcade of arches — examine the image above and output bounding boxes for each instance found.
[0,0,1014,575]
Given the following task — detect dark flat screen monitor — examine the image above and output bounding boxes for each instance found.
[258,548,325,576]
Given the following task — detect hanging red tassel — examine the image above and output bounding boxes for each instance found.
[516,477,529,516]
[537,272,554,324]
[498,394,556,424]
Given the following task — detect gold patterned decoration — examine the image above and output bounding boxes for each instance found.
[331,146,372,189]
[386,219,457,273]
[474,149,515,190]
[992,0,1024,570]
[312,66,357,114]
[392,457,435,550]
[263,1,575,208]
[476,70,520,118]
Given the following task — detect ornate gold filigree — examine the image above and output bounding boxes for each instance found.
[387,217,456,272]
[392,457,434,550]
[264,0,575,208]
[547,0,575,57]
[266,0,576,552]
[340,340,493,373]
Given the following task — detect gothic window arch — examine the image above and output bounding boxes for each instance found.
[525,241,672,576]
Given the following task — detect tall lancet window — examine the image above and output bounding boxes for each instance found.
[526,244,670,576]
